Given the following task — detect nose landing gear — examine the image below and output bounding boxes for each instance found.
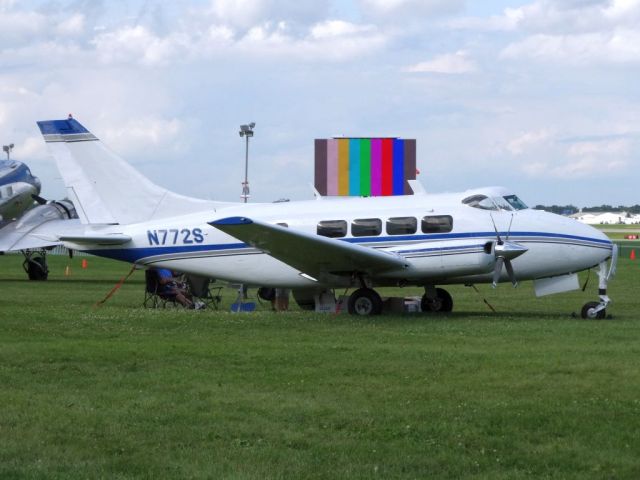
[580,246,617,319]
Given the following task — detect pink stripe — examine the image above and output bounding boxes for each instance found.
[327,139,338,195]
[370,138,382,196]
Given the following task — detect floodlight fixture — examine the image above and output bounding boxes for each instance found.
[3,143,14,160]
[239,122,256,203]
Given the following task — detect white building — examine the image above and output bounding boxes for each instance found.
[572,212,640,225]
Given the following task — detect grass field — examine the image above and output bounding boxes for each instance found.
[1,254,639,479]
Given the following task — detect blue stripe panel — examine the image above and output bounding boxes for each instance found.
[37,118,90,135]
[210,216,253,226]
[392,139,404,195]
[349,138,360,195]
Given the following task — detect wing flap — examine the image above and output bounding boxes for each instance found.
[210,216,408,278]
[58,234,131,246]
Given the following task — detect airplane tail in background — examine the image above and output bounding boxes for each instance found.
[37,117,233,225]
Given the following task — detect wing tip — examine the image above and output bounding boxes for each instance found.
[210,216,254,227]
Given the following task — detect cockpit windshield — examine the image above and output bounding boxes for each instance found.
[463,193,529,211]
[503,194,528,210]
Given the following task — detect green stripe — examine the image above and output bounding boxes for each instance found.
[360,138,371,196]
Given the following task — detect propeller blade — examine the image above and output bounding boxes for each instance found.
[504,259,517,287]
[492,256,504,288]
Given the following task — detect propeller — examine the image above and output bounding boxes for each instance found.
[490,213,528,288]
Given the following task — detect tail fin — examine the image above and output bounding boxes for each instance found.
[37,117,233,225]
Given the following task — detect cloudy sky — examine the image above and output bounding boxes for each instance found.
[1,0,639,207]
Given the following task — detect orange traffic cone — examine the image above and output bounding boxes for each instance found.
[81,258,88,269]
[631,249,636,261]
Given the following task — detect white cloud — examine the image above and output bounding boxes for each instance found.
[55,13,85,37]
[507,129,552,155]
[92,26,189,66]
[568,138,632,156]
[501,29,640,63]
[100,117,184,156]
[358,0,464,19]
[405,50,477,74]
[207,0,329,30]
[310,20,374,39]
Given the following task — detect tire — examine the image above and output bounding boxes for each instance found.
[257,287,276,302]
[581,301,606,320]
[25,255,49,281]
[421,288,453,313]
[348,288,383,316]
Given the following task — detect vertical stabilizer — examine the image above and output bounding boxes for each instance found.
[37,118,232,225]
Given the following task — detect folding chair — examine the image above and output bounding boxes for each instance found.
[186,274,223,309]
[143,269,179,308]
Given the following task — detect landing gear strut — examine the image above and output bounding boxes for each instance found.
[581,247,617,319]
[22,249,49,281]
[421,287,453,313]
[348,288,383,316]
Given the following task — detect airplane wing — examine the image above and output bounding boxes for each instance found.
[210,216,409,280]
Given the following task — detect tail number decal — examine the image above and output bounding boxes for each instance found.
[147,228,204,245]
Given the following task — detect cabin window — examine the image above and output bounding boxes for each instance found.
[351,218,382,237]
[462,194,497,210]
[503,195,528,210]
[317,220,347,238]
[386,217,417,235]
[422,215,453,233]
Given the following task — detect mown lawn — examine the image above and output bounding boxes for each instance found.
[1,254,639,479]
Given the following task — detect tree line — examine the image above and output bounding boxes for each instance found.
[534,205,640,215]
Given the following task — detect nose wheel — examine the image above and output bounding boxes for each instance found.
[581,301,606,320]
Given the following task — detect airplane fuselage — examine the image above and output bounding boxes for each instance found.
[0,160,41,224]
[69,190,612,289]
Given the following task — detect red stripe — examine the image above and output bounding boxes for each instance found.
[382,138,393,196]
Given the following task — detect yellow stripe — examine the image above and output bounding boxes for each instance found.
[338,139,350,195]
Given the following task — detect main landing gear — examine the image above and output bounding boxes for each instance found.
[346,285,454,316]
[347,288,383,315]
[421,287,453,313]
[22,249,49,281]
[580,248,617,320]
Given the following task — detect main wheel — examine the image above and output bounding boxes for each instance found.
[348,288,383,316]
[24,255,49,281]
[421,288,453,313]
[581,301,606,319]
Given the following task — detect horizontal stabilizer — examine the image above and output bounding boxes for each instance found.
[210,216,408,279]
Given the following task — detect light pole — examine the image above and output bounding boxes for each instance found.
[239,122,255,203]
[2,143,14,160]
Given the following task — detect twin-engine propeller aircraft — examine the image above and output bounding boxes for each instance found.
[0,150,71,279]
[0,117,617,318]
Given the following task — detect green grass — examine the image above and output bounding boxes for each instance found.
[1,254,640,479]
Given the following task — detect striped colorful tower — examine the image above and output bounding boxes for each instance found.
[314,138,417,196]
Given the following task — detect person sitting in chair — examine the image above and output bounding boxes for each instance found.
[155,268,202,309]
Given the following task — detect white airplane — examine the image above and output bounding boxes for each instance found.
[0,117,617,318]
